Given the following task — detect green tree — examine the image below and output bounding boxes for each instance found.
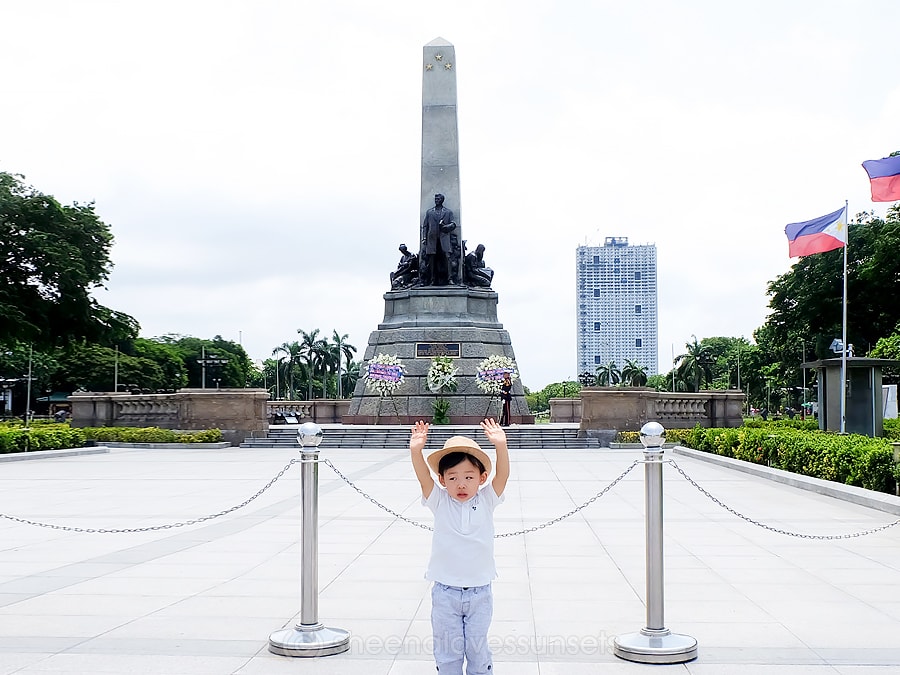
[595,361,621,386]
[340,359,362,398]
[314,337,337,398]
[297,329,325,399]
[130,338,187,390]
[760,205,900,388]
[0,171,139,347]
[621,359,648,386]
[248,357,282,398]
[155,334,250,389]
[870,324,900,384]
[0,342,59,415]
[675,336,713,391]
[52,343,163,392]
[645,374,669,391]
[272,341,302,399]
[329,330,357,398]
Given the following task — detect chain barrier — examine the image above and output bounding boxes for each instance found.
[668,459,900,539]
[322,457,641,537]
[12,452,889,543]
[321,458,433,532]
[0,458,301,534]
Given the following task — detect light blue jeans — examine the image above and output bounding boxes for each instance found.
[431,582,493,674]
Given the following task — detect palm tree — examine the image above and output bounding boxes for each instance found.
[595,360,621,386]
[330,330,357,398]
[621,359,648,387]
[272,341,306,400]
[675,335,713,392]
[340,359,362,398]
[297,329,323,399]
[314,339,337,398]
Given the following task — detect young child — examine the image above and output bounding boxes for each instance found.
[409,418,510,675]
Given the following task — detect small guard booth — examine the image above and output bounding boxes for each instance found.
[802,357,900,437]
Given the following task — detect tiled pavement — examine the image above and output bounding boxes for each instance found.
[1,436,899,674]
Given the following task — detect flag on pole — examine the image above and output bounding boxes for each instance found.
[862,155,900,202]
[784,206,847,258]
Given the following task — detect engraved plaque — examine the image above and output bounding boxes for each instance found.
[415,343,461,358]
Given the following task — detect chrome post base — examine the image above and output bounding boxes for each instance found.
[268,623,350,658]
[614,627,697,664]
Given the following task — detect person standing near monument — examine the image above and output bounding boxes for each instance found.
[420,193,458,286]
[409,418,510,675]
[499,372,512,426]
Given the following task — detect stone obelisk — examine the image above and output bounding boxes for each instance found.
[344,39,532,425]
[421,37,463,283]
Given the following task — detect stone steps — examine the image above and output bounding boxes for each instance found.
[240,425,599,450]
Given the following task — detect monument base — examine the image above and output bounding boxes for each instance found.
[346,287,533,424]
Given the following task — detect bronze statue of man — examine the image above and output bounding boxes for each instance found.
[419,193,458,286]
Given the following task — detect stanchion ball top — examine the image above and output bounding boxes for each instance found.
[639,422,666,449]
[298,422,324,447]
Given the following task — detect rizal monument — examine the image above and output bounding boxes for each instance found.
[344,38,533,425]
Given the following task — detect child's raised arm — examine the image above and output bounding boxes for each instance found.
[410,420,434,498]
[481,418,510,496]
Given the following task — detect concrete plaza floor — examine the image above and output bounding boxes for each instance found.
[1,435,900,674]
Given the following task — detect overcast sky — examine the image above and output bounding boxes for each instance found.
[2,0,898,391]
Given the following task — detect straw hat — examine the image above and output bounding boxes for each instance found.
[426,436,493,476]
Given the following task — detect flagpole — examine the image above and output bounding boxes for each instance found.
[839,199,848,433]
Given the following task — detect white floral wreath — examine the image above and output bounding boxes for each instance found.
[475,355,518,395]
[364,353,405,396]
[426,356,458,394]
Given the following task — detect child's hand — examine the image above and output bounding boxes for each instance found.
[480,418,507,447]
[410,420,430,453]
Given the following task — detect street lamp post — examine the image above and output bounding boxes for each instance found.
[801,340,807,413]
[696,352,714,390]
[24,345,33,428]
[197,346,230,389]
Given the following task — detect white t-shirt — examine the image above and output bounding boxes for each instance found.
[423,482,504,587]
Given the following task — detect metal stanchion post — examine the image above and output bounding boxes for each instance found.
[268,422,350,657]
[614,421,697,664]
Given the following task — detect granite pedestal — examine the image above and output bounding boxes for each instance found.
[344,287,533,424]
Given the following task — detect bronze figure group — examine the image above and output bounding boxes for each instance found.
[389,194,494,290]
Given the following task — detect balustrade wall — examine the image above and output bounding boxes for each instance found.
[70,387,739,445]
[550,388,744,431]
[266,400,351,424]
[69,390,351,445]
[70,389,269,445]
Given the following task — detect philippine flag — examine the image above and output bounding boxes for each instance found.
[862,155,900,202]
[784,206,847,258]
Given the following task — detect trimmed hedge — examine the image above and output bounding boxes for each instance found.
[0,424,222,454]
[82,427,224,444]
[681,424,898,495]
[615,422,900,495]
[0,425,86,454]
[615,428,694,445]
